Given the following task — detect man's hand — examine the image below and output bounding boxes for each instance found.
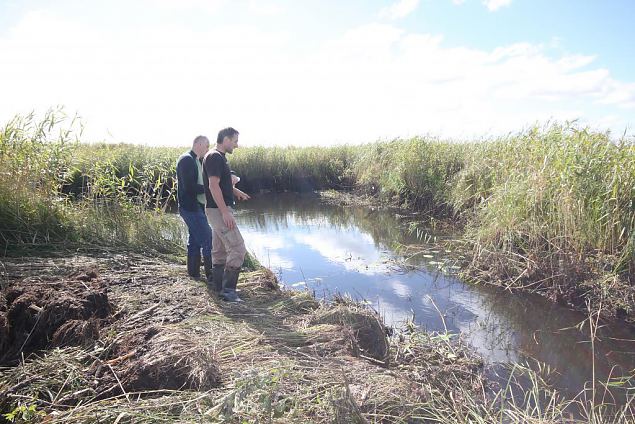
[234,189,250,201]
[222,210,236,230]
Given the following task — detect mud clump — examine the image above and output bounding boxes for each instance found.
[238,268,282,296]
[304,323,359,358]
[0,292,8,355]
[251,268,280,291]
[309,305,390,366]
[0,269,111,365]
[96,326,221,394]
[0,313,8,355]
[51,318,101,347]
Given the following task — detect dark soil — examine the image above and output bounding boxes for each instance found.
[95,326,221,393]
[0,269,111,365]
[0,260,221,410]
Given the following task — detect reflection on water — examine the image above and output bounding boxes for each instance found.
[233,193,635,400]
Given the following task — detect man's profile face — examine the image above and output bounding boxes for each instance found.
[224,134,239,153]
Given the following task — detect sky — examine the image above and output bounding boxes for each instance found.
[1,0,634,146]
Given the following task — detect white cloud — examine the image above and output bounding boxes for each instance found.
[146,0,227,13]
[240,232,295,269]
[388,279,412,298]
[0,9,633,146]
[247,0,284,16]
[0,10,294,145]
[304,24,635,139]
[292,231,382,275]
[482,0,512,12]
[241,232,286,251]
[379,0,420,20]
[374,296,412,327]
[261,251,295,270]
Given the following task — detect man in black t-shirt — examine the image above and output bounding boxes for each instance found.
[203,127,250,302]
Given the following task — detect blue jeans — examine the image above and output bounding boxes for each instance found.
[179,205,212,258]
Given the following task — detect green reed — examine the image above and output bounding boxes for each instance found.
[230,145,358,192]
[351,137,466,213]
[2,112,634,419]
[2,111,633,288]
[0,109,79,251]
[0,111,185,254]
[453,124,635,282]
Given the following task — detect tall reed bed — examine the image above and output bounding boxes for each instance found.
[230,145,358,192]
[66,143,181,208]
[453,125,635,293]
[0,110,79,251]
[3,112,633,302]
[0,111,185,254]
[352,137,466,213]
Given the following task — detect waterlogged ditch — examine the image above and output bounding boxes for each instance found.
[236,193,635,406]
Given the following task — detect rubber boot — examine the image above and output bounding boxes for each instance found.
[187,254,201,279]
[211,264,225,293]
[203,256,213,286]
[220,268,242,302]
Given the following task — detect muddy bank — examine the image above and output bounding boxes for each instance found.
[0,260,222,409]
[0,252,493,423]
[0,270,110,365]
[463,248,635,324]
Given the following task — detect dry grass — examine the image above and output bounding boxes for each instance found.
[0,252,475,422]
[1,252,634,423]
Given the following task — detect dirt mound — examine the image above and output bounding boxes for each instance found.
[0,269,111,365]
[309,305,390,366]
[51,319,101,347]
[96,326,221,393]
[251,268,280,291]
[239,268,281,294]
[304,323,359,358]
[0,313,8,355]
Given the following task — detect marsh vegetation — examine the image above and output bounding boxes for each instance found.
[1,110,634,422]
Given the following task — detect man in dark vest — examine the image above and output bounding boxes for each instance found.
[176,135,213,283]
[203,127,250,302]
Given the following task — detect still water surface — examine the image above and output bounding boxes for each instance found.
[232,193,635,400]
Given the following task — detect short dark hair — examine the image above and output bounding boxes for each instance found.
[217,127,239,145]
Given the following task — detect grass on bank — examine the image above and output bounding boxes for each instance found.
[2,253,634,423]
[454,125,634,270]
[0,110,77,251]
[0,110,186,256]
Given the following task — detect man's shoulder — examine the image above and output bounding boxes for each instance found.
[204,150,224,163]
[177,151,195,164]
[204,149,223,158]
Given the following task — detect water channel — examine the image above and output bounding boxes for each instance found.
[227,193,635,404]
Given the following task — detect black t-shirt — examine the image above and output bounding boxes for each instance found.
[203,150,234,208]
